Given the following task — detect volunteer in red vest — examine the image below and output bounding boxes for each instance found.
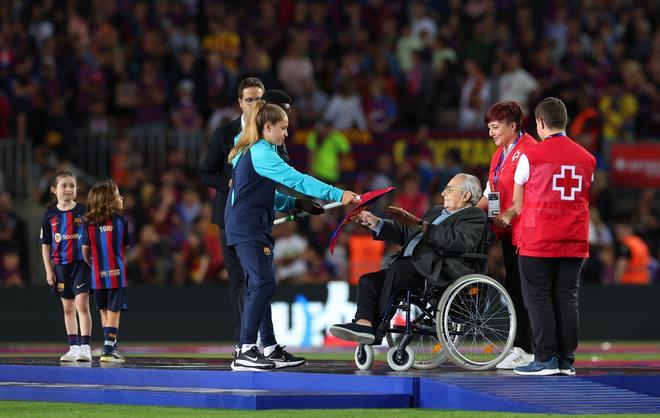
[511,97,596,376]
[477,101,537,370]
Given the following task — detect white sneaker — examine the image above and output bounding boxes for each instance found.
[60,345,80,362]
[76,345,92,362]
[496,347,534,370]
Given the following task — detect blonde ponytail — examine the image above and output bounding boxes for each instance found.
[228,101,288,164]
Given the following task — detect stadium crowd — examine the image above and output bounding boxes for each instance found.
[0,0,658,287]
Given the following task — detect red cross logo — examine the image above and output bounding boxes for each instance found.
[552,165,582,201]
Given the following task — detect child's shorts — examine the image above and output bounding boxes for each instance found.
[94,288,128,312]
[53,262,90,299]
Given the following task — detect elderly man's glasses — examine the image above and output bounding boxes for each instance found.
[444,185,462,193]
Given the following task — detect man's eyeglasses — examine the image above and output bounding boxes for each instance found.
[444,185,462,193]
[242,97,262,104]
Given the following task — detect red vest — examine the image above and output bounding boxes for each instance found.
[517,135,596,258]
[487,133,537,239]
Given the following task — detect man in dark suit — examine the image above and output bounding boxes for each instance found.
[200,77,265,343]
[330,173,487,344]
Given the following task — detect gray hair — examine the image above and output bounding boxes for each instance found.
[455,173,482,206]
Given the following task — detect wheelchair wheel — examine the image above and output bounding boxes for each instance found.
[386,305,447,370]
[354,344,374,371]
[437,274,516,370]
[386,345,415,372]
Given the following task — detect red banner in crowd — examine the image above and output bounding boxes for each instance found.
[610,143,660,188]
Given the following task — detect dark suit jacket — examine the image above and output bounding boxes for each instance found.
[375,206,487,287]
[199,117,241,227]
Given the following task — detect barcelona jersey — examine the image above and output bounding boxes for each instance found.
[83,214,130,289]
[41,204,86,265]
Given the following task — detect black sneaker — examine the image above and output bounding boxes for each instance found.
[329,322,375,344]
[232,346,276,371]
[266,345,306,369]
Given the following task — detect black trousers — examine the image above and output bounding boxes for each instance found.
[220,226,245,343]
[355,258,426,326]
[518,255,583,363]
[501,237,533,353]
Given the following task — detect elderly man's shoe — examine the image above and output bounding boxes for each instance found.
[329,322,375,344]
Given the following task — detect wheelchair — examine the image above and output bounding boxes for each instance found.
[353,233,517,372]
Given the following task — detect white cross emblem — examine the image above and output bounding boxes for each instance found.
[511,150,520,161]
[552,165,582,201]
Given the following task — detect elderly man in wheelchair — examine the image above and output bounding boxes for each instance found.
[329,173,517,371]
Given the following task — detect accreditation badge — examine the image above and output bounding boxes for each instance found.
[487,192,501,218]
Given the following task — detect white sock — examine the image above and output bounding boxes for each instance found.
[241,344,257,353]
[263,344,279,357]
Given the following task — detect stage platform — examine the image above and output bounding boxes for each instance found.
[1,357,659,413]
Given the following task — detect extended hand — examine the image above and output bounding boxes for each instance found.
[341,190,359,205]
[356,210,380,228]
[387,206,421,227]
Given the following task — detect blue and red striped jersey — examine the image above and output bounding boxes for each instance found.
[41,204,86,265]
[82,214,130,289]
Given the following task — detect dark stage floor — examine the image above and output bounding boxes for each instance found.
[1,356,658,376]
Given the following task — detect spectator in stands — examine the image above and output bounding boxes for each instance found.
[458,59,491,129]
[614,220,651,285]
[295,80,329,129]
[179,230,211,285]
[127,223,172,285]
[0,248,24,287]
[583,208,615,285]
[134,61,167,131]
[0,191,28,281]
[364,78,398,133]
[392,174,428,219]
[496,49,540,114]
[274,222,309,284]
[306,119,351,183]
[171,80,202,134]
[324,80,367,130]
[598,76,639,144]
[629,189,660,260]
[277,38,314,98]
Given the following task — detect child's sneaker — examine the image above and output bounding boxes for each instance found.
[60,345,80,362]
[100,350,125,363]
[496,347,534,369]
[76,345,92,362]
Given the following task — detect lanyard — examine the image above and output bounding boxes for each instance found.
[493,131,522,188]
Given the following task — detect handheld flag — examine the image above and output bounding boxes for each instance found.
[329,187,395,254]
